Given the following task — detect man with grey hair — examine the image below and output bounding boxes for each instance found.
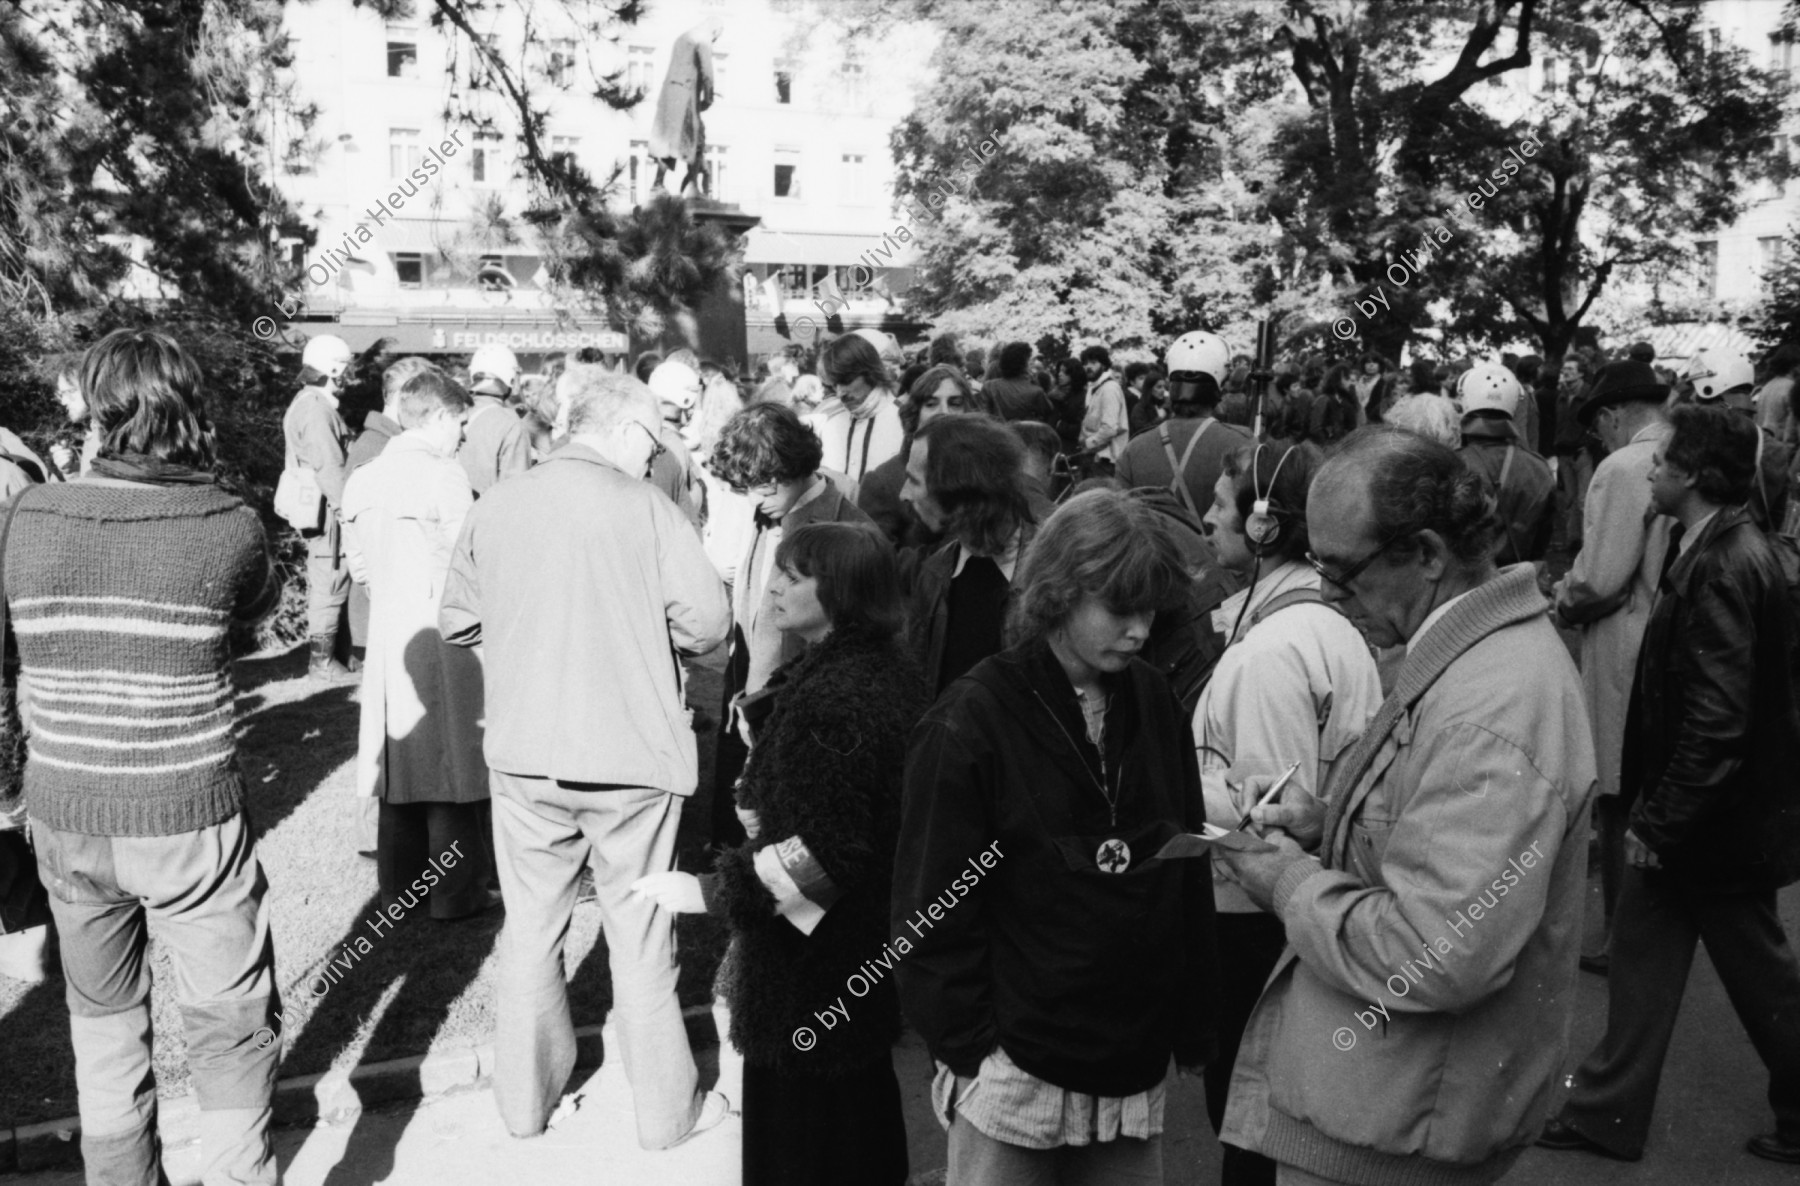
[440,363,732,1150]
[1215,426,1596,1186]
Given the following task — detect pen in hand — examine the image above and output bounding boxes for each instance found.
[1235,761,1304,835]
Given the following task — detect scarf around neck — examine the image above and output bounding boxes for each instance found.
[89,454,218,486]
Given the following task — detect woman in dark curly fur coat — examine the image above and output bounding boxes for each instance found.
[633,520,928,1186]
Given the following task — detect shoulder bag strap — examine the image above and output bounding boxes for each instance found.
[1495,445,1523,563]
[1162,420,1213,520]
[1248,586,1324,629]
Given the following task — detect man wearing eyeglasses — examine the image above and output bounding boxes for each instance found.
[1550,359,1675,976]
[439,363,733,1153]
[1214,426,1597,1186]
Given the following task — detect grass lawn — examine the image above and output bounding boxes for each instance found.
[0,646,730,1128]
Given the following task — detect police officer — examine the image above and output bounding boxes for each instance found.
[1457,363,1556,565]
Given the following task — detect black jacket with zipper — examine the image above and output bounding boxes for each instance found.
[893,638,1220,1097]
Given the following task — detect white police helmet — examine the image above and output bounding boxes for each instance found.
[1682,348,1755,402]
[301,335,354,382]
[1457,364,1525,419]
[1164,331,1231,383]
[469,343,520,395]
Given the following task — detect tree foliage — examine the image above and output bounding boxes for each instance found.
[879,0,1288,359]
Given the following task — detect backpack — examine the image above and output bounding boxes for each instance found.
[1125,487,1242,716]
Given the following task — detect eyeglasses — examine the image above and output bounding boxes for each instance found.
[1307,530,1408,592]
[629,421,667,461]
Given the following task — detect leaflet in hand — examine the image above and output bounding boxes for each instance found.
[1156,824,1278,858]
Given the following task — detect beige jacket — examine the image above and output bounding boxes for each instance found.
[439,442,729,791]
[341,434,486,805]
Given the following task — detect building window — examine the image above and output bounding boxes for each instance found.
[471,131,504,186]
[469,32,498,87]
[1696,239,1718,298]
[550,135,580,172]
[1771,35,1797,74]
[546,39,577,87]
[628,139,650,204]
[387,40,418,79]
[1761,236,1787,280]
[1540,57,1561,93]
[773,148,801,199]
[842,58,867,107]
[775,64,793,104]
[477,256,513,291]
[395,253,424,288]
[627,45,657,94]
[389,128,422,178]
[840,153,868,204]
[833,265,871,293]
[705,145,728,200]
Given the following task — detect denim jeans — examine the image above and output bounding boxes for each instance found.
[32,812,280,1186]
[488,772,701,1149]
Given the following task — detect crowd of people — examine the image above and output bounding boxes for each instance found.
[0,319,1798,1186]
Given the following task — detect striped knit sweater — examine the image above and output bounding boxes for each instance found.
[3,481,278,836]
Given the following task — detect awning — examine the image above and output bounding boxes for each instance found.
[742,226,918,267]
[285,315,626,356]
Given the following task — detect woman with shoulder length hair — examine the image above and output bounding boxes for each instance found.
[8,328,283,1184]
[894,488,1221,1184]
[1193,439,1383,1186]
[633,521,928,1186]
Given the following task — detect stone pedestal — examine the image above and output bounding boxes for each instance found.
[641,199,759,373]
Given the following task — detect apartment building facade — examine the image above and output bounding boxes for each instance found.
[274,0,939,366]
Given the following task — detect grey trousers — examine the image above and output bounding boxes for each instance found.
[1561,865,1800,1157]
[32,813,279,1186]
[488,771,701,1149]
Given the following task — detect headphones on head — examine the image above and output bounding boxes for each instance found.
[1246,444,1297,552]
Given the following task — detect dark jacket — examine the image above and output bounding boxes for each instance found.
[856,440,943,551]
[899,518,1043,694]
[984,377,1055,423]
[1458,429,1556,565]
[701,626,929,1075]
[1623,505,1800,891]
[894,640,1220,1098]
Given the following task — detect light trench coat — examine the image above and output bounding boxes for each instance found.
[341,433,488,805]
[1553,420,1674,798]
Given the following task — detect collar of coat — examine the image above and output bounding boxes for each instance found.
[1319,563,1548,868]
[1663,504,1755,599]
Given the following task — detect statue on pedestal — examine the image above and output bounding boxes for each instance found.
[649,17,721,199]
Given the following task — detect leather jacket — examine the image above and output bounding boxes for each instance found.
[1622,505,1800,890]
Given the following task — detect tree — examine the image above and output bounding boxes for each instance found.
[349,0,738,339]
[1258,0,1789,378]
[1,0,310,315]
[1757,227,1800,349]
[878,0,1289,358]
